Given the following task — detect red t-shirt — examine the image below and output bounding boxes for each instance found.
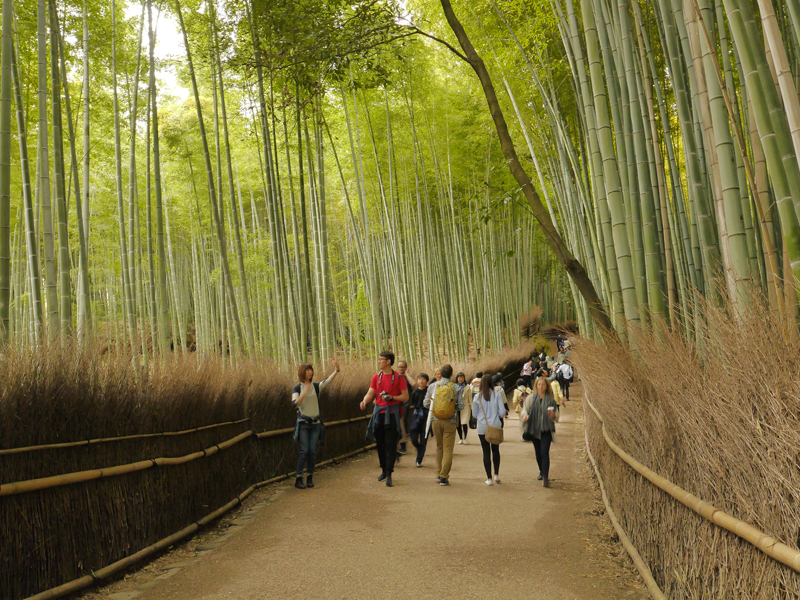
[370,370,408,408]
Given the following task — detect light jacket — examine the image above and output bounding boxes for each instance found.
[472,390,506,436]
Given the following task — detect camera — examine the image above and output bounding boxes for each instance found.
[380,391,392,401]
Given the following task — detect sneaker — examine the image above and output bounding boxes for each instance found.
[398,444,408,455]
[306,475,314,488]
[385,474,393,487]
[543,478,550,488]
[463,439,468,445]
[493,475,501,484]
[485,479,493,486]
[458,439,463,445]
[295,477,306,489]
[537,474,543,481]
[377,471,388,482]
[439,478,450,486]
[416,461,422,468]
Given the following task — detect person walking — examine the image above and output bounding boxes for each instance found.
[454,372,471,445]
[493,373,509,416]
[292,358,341,489]
[408,373,430,467]
[423,364,463,486]
[473,374,506,485]
[362,351,409,487]
[521,377,559,488]
[521,358,534,388]
[511,378,531,441]
[397,360,415,455]
[555,360,574,401]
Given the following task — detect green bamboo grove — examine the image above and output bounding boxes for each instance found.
[447,0,800,343]
[5,0,796,362]
[0,0,575,364]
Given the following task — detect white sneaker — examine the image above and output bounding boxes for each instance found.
[463,439,468,445]
[485,479,493,486]
[458,439,463,445]
[493,475,501,484]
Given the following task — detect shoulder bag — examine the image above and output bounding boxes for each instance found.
[478,395,504,445]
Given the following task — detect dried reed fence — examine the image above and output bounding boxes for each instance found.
[574,296,800,599]
[0,341,535,600]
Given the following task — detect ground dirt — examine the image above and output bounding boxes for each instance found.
[80,381,649,600]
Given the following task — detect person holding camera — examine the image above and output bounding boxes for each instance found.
[521,377,560,488]
[292,358,341,489]
[362,351,409,487]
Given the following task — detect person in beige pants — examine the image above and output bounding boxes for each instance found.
[423,364,464,485]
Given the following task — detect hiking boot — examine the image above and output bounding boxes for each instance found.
[306,475,314,488]
[543,477,550,488]
[295,477,306,490]
[439,478,450,486]
[385,474,393,487]
[537,474,543,481]
[377,471,388,482]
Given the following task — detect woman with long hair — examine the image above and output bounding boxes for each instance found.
[521,376,559,488]
[454,372,471,444]
[292,358,341,489]
[473,373,506,486]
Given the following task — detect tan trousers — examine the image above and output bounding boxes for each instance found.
[432,420,458,480]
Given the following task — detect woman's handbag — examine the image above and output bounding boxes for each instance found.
[478,395,504,445]
[469,415,477,429]
[522,415,534,442]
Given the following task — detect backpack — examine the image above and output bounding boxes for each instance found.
[560,365,574,383]
[432,382,456,420]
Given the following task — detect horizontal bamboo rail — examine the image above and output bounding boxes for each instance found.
[584,389,800,573]
[1,416,370,496]
[0,418,251,455]
[0,431,254,497]
[254,414,369,438]
[583,415,666,600]
[23,443,378,600]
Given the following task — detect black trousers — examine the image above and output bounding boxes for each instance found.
[478,434,500,478]
[532,431,553,479]
[561,381,570,400]
[410,426,428,462]
[456,413,469,440]
[374,412,399,474]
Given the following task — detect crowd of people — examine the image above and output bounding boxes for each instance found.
[289,346,575,490]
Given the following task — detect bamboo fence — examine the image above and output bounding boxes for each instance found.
[22,443,377,600]
[583,387,800,588]
[3,352,528,600]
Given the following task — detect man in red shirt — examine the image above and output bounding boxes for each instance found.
[361,351,409,487]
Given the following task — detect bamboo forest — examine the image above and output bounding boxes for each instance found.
[5,0,800,598]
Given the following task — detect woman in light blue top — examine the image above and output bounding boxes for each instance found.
[473,373,506,485]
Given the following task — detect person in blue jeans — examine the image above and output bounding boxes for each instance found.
[408,373,430,467]
[292,358,341,489]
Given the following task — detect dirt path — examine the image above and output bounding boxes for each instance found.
[85,383,648,600]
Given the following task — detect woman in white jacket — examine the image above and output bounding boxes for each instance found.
[473,374,506,486]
